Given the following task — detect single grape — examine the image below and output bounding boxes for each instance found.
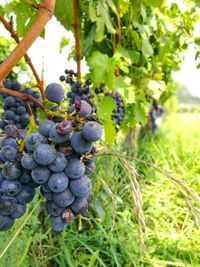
[2,161,22,180]
[31,166,51,184]
[69,176,91,197]
[0,214,14,231]
[16,106,27,115]
[51,215,67,232]
[65,159,85,179]
[0,196,17,215]
[59,75,65,82]
[45,83,64,103]
[10,204,26,218]
[33,144,56,165]
[48,172,69,193]
[21,153,38,170]
[12,81,21,91]
[48,152,67,172]
[21,113,29,126]
[53,188,75,208]
[82,121,103,142]
[1,179,22,197]
[3,79,13,89]
[4,96,16,107]
[4,110,15,120]
[70,132,92,154]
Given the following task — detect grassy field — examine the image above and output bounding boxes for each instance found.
[0,112,200,267]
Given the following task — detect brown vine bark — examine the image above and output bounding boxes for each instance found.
[0,0,56,85]
[73,0,81,79]
[0,15,46,100]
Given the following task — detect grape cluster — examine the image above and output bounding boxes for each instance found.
[39,105,102,231]
[0,83,103,232]
[149,101,164,132]
[104,91,124,125]
[59,69,95,111]
[0,128,37,232]
[0,79,40,131]
[94,87,124,125]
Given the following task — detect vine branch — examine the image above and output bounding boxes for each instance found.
[117,13,121,44]
[73,0,81,79]
[0,87,47,113]
[0,15,46,100]
[0,0,56,84]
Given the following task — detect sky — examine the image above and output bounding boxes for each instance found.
[0,2,200,98]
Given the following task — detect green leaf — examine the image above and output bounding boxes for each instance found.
[54,0,73,30]
[135,103,147,125]
[88,51,117,88]
[142,39,153,57]
[0,5,4,15]
[130,30,142,50]
[143,0,165,8]
[106,0,118,15]
[97,96,116,120]
[104,117,116,145]
[195,0,200,6]
[194,37,200,46]
[59,36,70,53]
[118,0,130,15]
[95,17,105,42]
[89,0,98,22]
[97,2,115,34]
[97,96,116,145]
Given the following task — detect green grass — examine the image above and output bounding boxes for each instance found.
[0,112,200,267]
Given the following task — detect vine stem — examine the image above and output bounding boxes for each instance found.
[0,0,56,84]
[0,87,47,113]
[117,13,121,44]
[73,0,81,79]
[0,15,46,100]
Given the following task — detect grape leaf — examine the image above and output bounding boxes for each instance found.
[54,0,73,30]
[142,39,153,57]
[135,103,147,125]
[103,117,116,145]
[97,96,116,121]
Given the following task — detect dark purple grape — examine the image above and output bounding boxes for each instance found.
[45,83,64,103]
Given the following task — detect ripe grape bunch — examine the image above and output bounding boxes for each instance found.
[59,69,96,112]
[0,79,40,130]
[95,89,125,126]
[0,82,103,232]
